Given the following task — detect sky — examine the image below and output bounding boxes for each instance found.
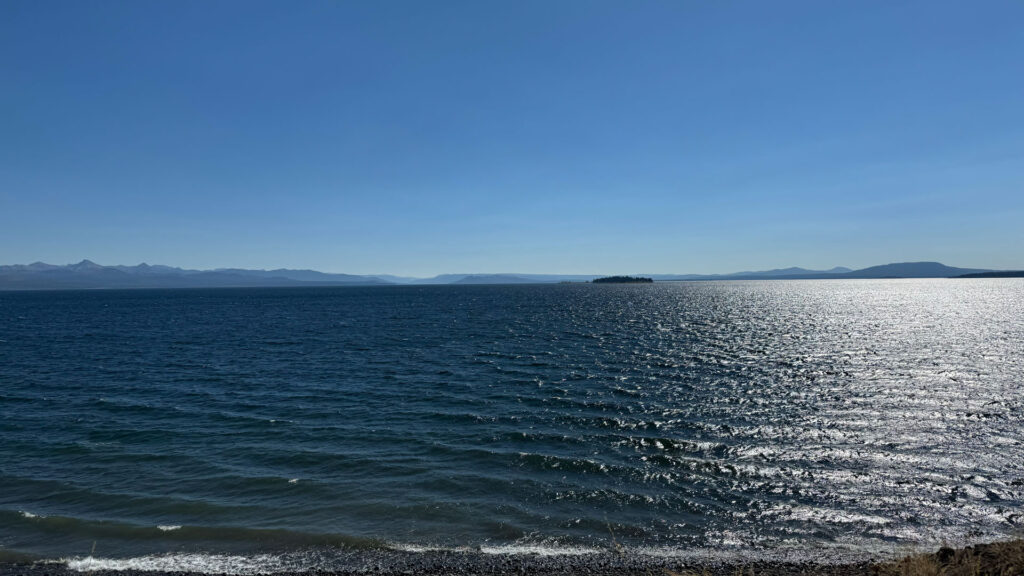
[2,1,1022,276]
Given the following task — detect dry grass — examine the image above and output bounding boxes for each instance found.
[872,539,1024,576]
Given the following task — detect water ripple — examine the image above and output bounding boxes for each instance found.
[1,279,1022,561]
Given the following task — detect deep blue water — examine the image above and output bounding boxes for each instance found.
[1,280,1022,571]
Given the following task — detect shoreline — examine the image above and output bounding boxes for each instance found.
[0,540,1021,576]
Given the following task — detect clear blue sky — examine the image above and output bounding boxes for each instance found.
[2,1,1022,275]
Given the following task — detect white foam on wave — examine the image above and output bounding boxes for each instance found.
[64,545,606,575]
[57,537,944,574]
[478,543,603,556]
[157,525,181,531]
[386,541,601,556]
[66,554,301,575]
[632,543,885,565]
[388,542,468,553]
[20,511,39,518]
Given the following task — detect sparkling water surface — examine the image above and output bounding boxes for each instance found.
[1,280,1022,569]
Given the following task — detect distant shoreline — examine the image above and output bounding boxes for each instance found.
[956,270,1024,278]
[3,274,1024,292]
[2,260,1020,290]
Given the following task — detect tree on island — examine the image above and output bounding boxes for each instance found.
[591,276,653,284]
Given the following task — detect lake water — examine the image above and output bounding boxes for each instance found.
[1,280,1022,572]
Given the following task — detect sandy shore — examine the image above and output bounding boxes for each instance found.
[0,540,1021,576]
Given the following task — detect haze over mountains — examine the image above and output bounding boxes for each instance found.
[0,260,1014,290]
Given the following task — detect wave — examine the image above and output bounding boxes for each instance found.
[477,544,603,556]
[5,512,1007,575]
[52,538,918,575]
[66,554,302,575]
[0,509,381,550]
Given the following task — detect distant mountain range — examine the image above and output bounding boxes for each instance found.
[0,260,1017,290]
[0,260,388,290]
[650,262,994,281]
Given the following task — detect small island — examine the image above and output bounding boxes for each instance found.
[591,275,654,284]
